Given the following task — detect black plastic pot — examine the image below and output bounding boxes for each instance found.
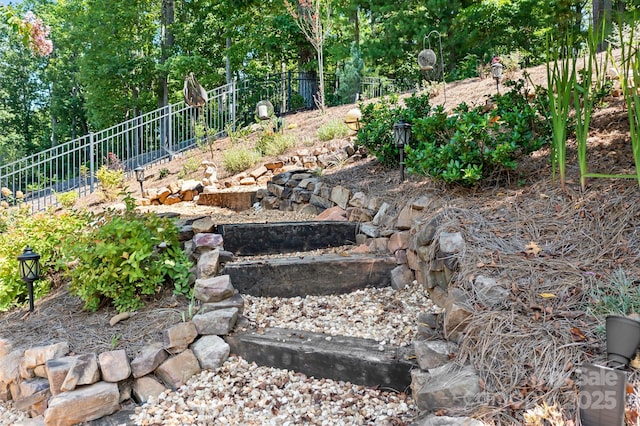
[606,315,640,368]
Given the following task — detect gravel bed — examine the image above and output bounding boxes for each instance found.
[1,283,434,424]
[242,281,437,347]
[131,355,417,425]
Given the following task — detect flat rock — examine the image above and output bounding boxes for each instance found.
[44,381,120,426]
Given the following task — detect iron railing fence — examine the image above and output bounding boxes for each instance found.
[0,74,407,213]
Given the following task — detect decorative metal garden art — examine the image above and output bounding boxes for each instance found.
[417,30,446,103]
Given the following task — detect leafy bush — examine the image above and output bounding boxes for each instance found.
[356,92,432,166]
[317,119,351,141]
[356,95,403,166]
[55,190,79,209]
[222,145,262,174]
[66,211,192,313]
[96,165,125,201]
[256,132,296,156]
[405,82,549,185]
[0,207,89,311]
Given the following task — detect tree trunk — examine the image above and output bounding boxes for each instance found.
[160,0,175,108]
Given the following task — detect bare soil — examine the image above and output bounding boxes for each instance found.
[4,59,640,423]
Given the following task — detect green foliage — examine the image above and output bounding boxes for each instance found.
[356,95,403,166]
[255,132,296,156]
[317,119,350,141]
[0,208,89,311]
[394,81,549,186]
[66,211,192,313]
[222,145,262,174]
[546,34,577,191]
[96,165,125,201]
[178,156,200,179]
[158,168,170,179]
[54,190,79,209]
[336,43,363,104]
[588,269,640,317]
[356,92,432,166]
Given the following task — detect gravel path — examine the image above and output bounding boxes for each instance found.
[2,283,431,425]
[131,356,416,425]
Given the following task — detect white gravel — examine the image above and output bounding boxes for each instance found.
[131,355,417,425]
[242,281,437,347]
[1,283,435,425]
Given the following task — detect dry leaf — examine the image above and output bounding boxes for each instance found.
[569,327,586,341]
[538,292,556,299]
[525,241,542,256]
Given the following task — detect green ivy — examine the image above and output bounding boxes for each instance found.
[66,211,192,313]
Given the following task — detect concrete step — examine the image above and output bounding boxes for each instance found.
[218,221,357,256]
[223,254,396,297]
[225,327,415,392]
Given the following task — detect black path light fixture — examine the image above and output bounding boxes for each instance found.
[418,30,446,104]
[134,165,145,196]
[393,121,412,182]
[17,246,41,312]
[491,56,504,94]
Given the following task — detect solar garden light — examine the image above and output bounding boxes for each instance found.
[344,108,362,131]
[17,246,41,312]
[393,121,412,182]
[491,58,504,94]
[134,166,145,196]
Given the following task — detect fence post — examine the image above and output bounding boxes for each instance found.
[287,71,292,113]
[231,79,237,131]
[167,104,174,160]
[89,132,95,194]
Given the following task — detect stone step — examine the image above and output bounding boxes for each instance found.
[223,254,396,297]
[225,328,415,392]
[196,190,257,211]
[218,221,357,256]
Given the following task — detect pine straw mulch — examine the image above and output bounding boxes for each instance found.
[426,173,640,424]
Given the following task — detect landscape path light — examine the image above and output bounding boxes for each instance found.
[491,57,503,94]
[17,246,41,312]
[393,121,412,182]
[344,108,362,131]
[135,166,145,196]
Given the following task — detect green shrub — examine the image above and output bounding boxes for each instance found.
[66,212,192,313]
[356,95,403,166]
[96,165,125,201]
[222,145,262,174]
[159,168,170,179]
[405,82,549,185]
[256,132,296,156]
[356,92,432,166]
[55,190,79,209]
[0,208,89,311]
[317,119,351,142]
